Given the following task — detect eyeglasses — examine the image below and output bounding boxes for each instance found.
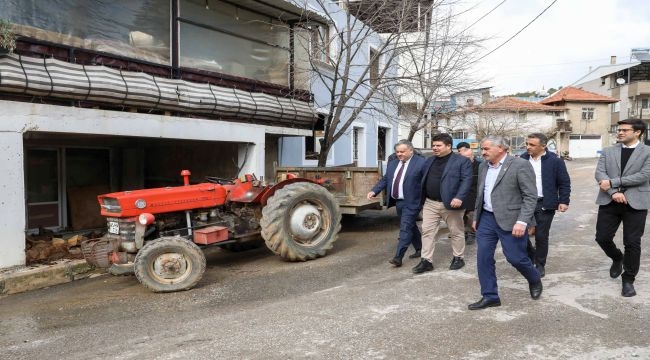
[617,128,634,132]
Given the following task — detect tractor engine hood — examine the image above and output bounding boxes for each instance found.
[98,183,227,217]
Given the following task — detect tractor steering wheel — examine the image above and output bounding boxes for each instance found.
[205,176,235,185]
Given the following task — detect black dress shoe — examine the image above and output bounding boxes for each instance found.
[537,264,545,278]
[408,250,421,259]
[412,259,434,274]
[449,256,465,270]
[610,259,623,278]
[622,282,637,297]
[388,257,402,267]
[468,297,501,310]
[529,281,543,300]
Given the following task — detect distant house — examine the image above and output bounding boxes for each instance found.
[455,97,564,153]
[540,87,619,158]
[573,49,650,126]
[401,87,491,149]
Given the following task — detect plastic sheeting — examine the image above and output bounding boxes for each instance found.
[0,53,316,127]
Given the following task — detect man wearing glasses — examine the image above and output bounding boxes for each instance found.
[595,118,650,297]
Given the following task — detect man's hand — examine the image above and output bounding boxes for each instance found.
[599,179,611,192]
[612,192,627,204]
[512,223,526,238]
[367,191,376,201]
[558,204,569,212]
[450,198,463,208]
[472,220,477,232]
[528,226,536,236]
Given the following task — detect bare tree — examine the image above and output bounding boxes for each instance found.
[454,108,555,143]
[394,2,484,143]
[292,0,482,166]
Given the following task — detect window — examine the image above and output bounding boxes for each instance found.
[466,98,475,107]
[377,126,388,160]
[305,114,326,160]
[642,99,650,108]
[369,48,379,87]
[308,24,330,63]
[581,107,594,120]
[179,0,290,85]
[612,102,620,113]
[4,0,171,65]
[450,130,467,139]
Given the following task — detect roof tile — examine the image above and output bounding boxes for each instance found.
[540,86,619,104]
[474,97,564,112]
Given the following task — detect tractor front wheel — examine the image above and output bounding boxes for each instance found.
[134,237,206,292]
[261,182,341,261]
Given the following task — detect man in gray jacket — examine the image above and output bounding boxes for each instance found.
[595,118,650,297]
[468,136,542,310]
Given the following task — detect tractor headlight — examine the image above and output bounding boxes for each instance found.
[138,213,155,225]
[100,197,122,212]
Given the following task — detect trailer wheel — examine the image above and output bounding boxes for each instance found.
[134,237,206,292]
[261,182,341,261]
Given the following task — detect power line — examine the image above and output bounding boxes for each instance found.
[461,0,507,33]
[477,0,559,62]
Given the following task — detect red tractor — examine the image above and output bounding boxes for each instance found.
[81,170,341,292]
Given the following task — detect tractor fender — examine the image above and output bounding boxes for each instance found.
[259,178,318,206]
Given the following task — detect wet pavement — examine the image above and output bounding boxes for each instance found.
[0,158,649,359]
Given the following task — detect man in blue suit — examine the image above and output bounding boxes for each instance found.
[413,133,472,274]
[368,139,427,267]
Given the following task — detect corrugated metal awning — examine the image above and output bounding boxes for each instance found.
[0,53,317,127]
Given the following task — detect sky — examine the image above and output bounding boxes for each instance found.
[458,0,650,96]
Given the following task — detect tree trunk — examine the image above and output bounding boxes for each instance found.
[317,147,329,167]
[407,127,417,142]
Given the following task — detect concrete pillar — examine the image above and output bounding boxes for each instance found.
[0,132,26,267]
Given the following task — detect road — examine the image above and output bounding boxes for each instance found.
[1,158,649,359]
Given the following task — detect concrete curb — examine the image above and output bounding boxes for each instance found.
[0,260,97,296]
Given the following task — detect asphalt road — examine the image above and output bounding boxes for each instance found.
[1,158,649,360]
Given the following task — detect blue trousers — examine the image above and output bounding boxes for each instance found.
[476,211,540,301]
[395,200,422,259]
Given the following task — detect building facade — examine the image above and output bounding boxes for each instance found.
[573,49,650,133]
[0,0,397,268]
[540,87,619,157]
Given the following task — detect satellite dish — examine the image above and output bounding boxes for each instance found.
[616,78,626,85]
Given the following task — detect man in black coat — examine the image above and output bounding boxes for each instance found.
[519,133,571,278]
[457,142,480,245]
[412,133,472,274]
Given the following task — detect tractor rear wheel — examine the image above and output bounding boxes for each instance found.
[261,182,341,261]
[134,237,206,292]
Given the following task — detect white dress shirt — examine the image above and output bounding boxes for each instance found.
[529,152,544,198]
[391,157,411,199]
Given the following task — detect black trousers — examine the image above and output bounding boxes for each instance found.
[527,200,556,266]
[595,202,647,283]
